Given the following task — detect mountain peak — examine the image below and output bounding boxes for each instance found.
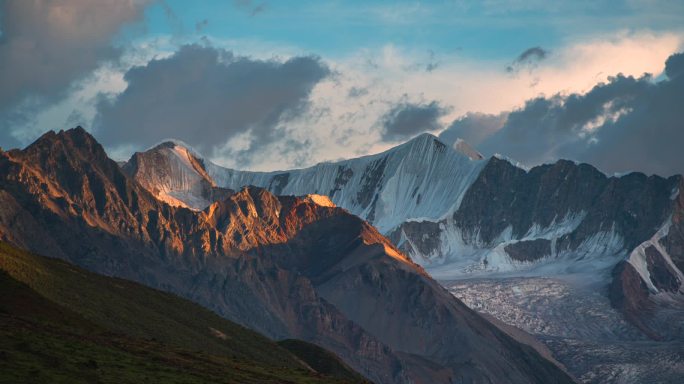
[395,132,484,161]
[145,139,204,160]
[405,132,441,147]
[21,127,112,169]
[151,141,179,150]
[123,139,231,210]
[393,132,447,154]
[30,126,94,147]
[412,132,439,141]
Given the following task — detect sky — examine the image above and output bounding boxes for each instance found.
[1,0,683,176]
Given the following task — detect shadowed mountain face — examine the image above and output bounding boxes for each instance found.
[0,128,575,384]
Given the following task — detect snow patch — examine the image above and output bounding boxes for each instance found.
[627,218,684,293]
[522,211,586,240]
[402,214,625,280]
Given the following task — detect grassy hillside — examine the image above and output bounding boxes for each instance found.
[278,339,372,383]
[0,242,367,383]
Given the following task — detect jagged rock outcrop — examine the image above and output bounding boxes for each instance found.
[0,128,575,384]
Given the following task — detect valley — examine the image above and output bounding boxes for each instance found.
[445,276,684,383]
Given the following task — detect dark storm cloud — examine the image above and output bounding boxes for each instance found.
[0,0,150,106]
[438,112,508,147]
[458,52,684,176]
[665,52,684,79]
[506,46,549,73]
[380,101,450,141]
[0,0,151,147]
[479,73,650,164]
[94,44,330,165]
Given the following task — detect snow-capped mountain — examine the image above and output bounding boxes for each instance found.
[123,140,233,209]
[124,133,684,341]
[125,136,681,280]
[205,132,486,233]
[126,133,486,232]
[113,130,684,382]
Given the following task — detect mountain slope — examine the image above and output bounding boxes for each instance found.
[279,339,371,383]
[131,134,684,337]
[122,131,684,381]
[0,241,365,384]
[0,128,407,383]
[0,128,575,383]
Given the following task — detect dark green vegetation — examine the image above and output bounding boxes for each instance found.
[278,340,371,384]
[0,242,367,383]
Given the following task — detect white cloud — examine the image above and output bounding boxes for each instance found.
[240,30,682,171]
[16,29,683,172]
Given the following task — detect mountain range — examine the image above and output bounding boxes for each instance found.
[0,128,575,383]
[121,130,684,382]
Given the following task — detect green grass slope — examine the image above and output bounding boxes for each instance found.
[0,242,368,383]
[278,339,372,383]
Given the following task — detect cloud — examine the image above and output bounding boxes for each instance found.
[379,100,450,141]
[506,46,549,73]
[2,23,680,173]
[233,31,681,171]
[455,52,684,176]
[438,112,508,147]
[517,47,549,62]
[665,52,684,79]
[94,44,330,166]
[0,0,151,147]
[581,53,684,176]
[0,0,151,106]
